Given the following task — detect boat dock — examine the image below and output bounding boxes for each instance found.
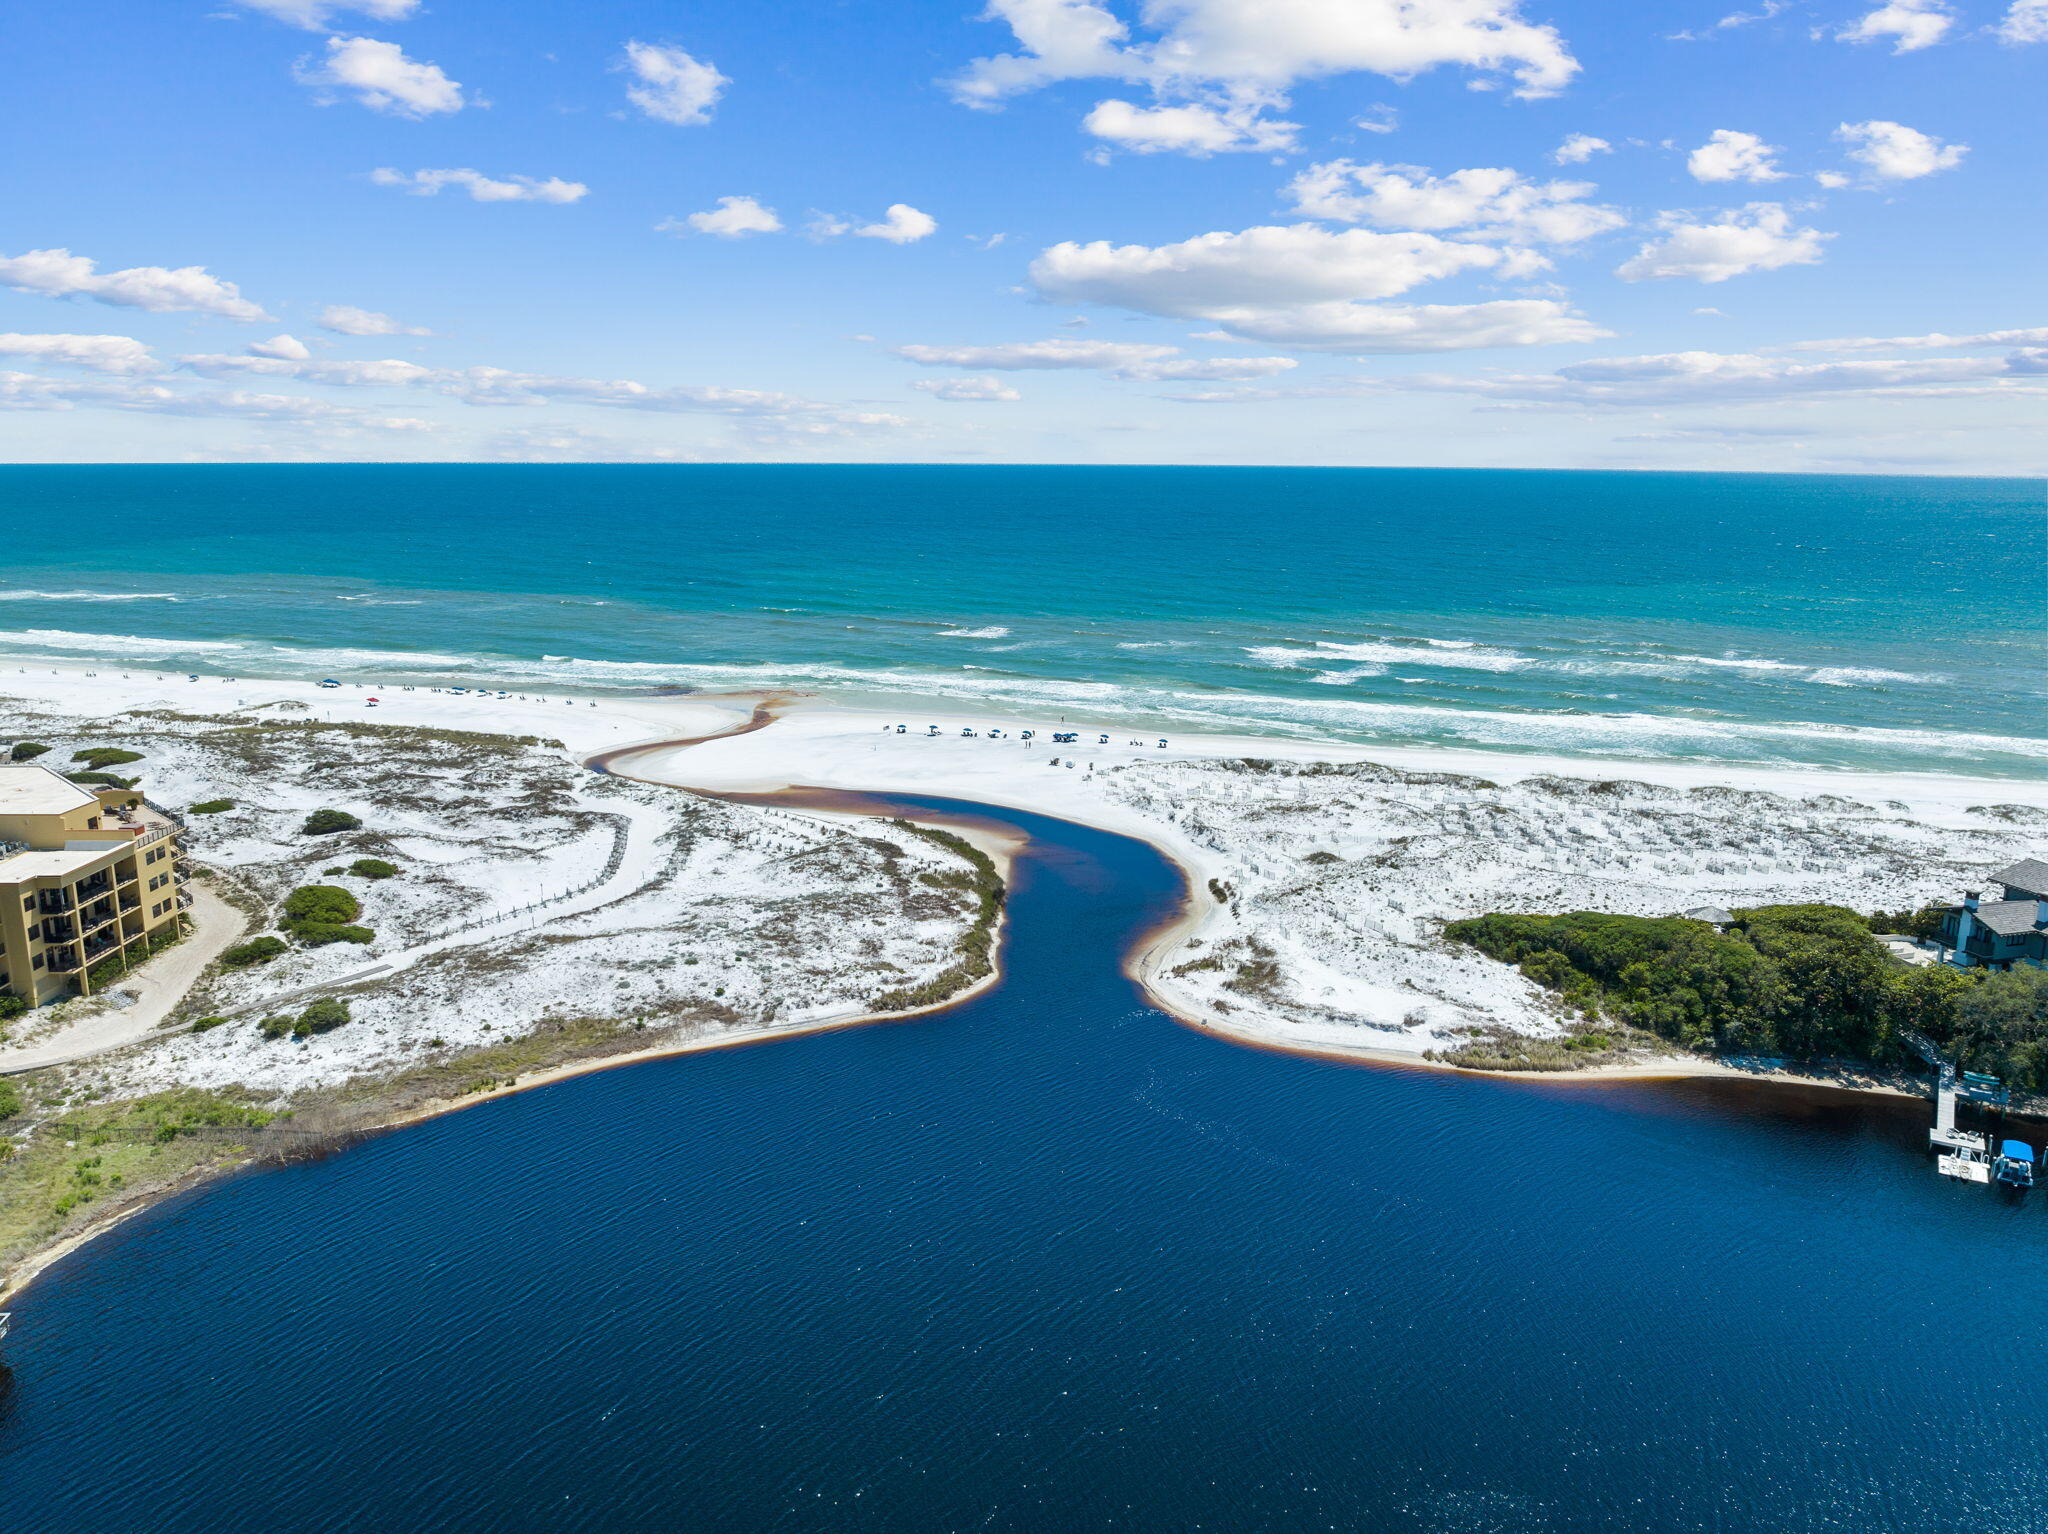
[1904,1028,2029,1187]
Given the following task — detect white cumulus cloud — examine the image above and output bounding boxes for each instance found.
[298,36,466,117]
[171,351,908,439]
[1686,130,1785,183]
[912,376,1024,401]
[1286,160,1625,244]
[1784,326,2048,351]
[1082,99,1298,155]
[894,338,1297,380]
[1370,348,2048,406]
[369,168,588,203]
[0,248,270,321]
[246,334,313,361]
[0,371,432,429]
[1616,204,1830,283]
[0,333,159,374]
[814,204,939,243]
[950,0,1581,109]
[661,196,784,238]
[1834,120,1967,180]
[620,41,728,126]
[1552,133,1610,165]
[317,305,430,336]
[230,0,419,26]
[1837,0,1954,51]
[1025,223,1602,351]
[1997,0,2048,41]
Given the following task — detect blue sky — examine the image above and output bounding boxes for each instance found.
[4,0,2041,470]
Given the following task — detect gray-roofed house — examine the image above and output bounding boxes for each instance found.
[1684,906,1737,928]
[1937,859,2048,971]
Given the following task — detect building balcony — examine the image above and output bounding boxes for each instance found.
[117,866,138,884]
[76,873,114,900]
[40,917,78,943]
[119,890,141,911]
[45,946,80,973]
[36,891,74,915]
[82,932,120,961]
[80,903,119,934]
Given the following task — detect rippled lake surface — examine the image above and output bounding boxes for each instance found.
[5,799,2046,1532]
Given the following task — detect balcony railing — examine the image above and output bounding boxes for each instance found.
[120,891,141,910]
[40,917,77,943]
[76,874,114,900]
[45,947,80,973]
[37,891,74,914]
[83,932,120,960]
[80,904,119,934]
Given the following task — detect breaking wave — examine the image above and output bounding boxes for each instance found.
[0,590,186,602]
[0,625,2032,775]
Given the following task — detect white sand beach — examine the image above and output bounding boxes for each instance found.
[9,659,2045,1076]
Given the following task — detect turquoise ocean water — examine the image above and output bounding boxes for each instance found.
[1,465,2041,775]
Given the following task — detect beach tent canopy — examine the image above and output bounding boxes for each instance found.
[2001,1140,2035,1162]
[1684,906,1736,925]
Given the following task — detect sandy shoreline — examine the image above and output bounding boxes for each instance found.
[7,657,2040,1305]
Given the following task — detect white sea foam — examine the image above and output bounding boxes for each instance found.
[935,626,1011,639]
[1659,653,1806,672]
[0,590,184,602]
[1808,667,1942,686]
[0,627,239,654]
[1310,667,1388,684]
[1248,641,1535,673]
[0,627,2033,772]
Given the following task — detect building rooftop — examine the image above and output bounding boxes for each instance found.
[1973,900,2048,937]
[0,764,97,817]
[1684,906,1737,926]
[0,844,126,881]
[1992,859,2048,897]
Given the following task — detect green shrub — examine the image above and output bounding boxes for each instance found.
[221,935,287,968]
[189,799,235,815]
[1445,903,1997,1069]
[280,887,368,945]
[284,885,361,925]
[348,858,400,880]
[300,808,362,836]
[73,747,144,769]
[9,741,51,761]
[190,1015,229,1033]
[0,1080,22,1120]
[86,953,128,988]
[69,771,138,789]
[258,1014,296,1039]
[296,997,350,1035]
[290,922,374,947]
[0,993,26,1023]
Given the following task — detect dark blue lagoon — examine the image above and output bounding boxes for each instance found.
[5,798,2048,1532]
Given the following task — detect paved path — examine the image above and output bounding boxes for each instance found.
[0,885,247,1075]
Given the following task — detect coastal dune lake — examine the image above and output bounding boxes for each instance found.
[7,795,2048,1532]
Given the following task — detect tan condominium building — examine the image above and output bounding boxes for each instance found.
[0,763,190,1008]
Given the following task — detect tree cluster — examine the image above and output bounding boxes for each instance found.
[1444,904,2048,1088]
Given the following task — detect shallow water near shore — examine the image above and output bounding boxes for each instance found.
[5,797,2048,1532]
[3,464,2043,775]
